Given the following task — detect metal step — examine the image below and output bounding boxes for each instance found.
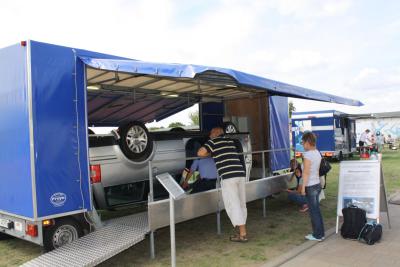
[22,212,149,267]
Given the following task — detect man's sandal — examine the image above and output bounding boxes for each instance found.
[229,235,248,243]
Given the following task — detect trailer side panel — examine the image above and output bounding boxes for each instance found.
[269,96,290,171]
[30,41,92,218]
[0,43,34,218]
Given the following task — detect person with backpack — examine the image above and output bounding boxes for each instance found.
[300,132,325,241]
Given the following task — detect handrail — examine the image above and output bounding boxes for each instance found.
[147,147,291,204]
[147,146,291,259]
[148,147,291,164]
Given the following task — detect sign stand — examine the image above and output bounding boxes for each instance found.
[379,165,391,228]
[335,160,391,234]
[156,173,186,267]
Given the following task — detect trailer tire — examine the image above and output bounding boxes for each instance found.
[118,122,154,162]
[223,122,238,134]
[43,218,83,252]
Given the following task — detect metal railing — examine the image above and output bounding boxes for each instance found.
[146,147,291,259]
[147,147,291,201]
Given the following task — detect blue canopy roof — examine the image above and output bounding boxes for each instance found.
[80,56,363,107]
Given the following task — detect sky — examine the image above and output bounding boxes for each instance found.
[1,0,399,128]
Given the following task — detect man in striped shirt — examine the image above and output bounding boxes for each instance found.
[197,127,248,242]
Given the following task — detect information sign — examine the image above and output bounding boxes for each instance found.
[337,160,380,219]
[156,173,185,200]
[336,160,391,233]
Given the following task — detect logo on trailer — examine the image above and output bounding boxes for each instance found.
[50,192,67,207]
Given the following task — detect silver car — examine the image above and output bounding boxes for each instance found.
[88,122,252,209]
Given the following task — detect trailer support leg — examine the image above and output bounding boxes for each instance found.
[217,177,222,235]
[217,210,221,235]
[150,231,155,259]
[170,196,176,267]
[262,198,267,218]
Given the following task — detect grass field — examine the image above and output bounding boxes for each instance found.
[1,149,399,267]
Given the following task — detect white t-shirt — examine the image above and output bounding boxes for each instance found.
[302,150,322,187]
[360,132,368,142]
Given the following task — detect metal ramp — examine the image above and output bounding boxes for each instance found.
[22,212,149,267]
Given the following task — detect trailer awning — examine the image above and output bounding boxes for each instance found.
[80,56,363,125]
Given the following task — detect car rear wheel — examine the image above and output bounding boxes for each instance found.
[118,122,154,162]
[43,218,83,251]
[223,122,238,134]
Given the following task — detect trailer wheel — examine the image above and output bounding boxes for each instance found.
[223,122,238,134]
[118,122,154,162]
[43,218,83,251]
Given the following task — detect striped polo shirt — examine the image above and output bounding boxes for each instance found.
[204,136,245,180]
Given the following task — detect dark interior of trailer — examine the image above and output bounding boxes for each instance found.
[84,66,272,208]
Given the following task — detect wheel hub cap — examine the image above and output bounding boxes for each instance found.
[126,125,148,153]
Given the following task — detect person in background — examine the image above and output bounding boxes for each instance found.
[198,126,248,242]
[359,129,370,147]
[376,131,384,152]
[287,165,308,212]
[387,134,395,149]
[289,158,302,188]
[182,157,218,193]
[301,132,325,241]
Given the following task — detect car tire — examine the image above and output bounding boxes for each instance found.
[223,122,238,134]
[43,218,83,252]
[118,121,154,162]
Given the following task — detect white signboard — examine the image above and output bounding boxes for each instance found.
[156,173,186,200]
[337,160,381,219]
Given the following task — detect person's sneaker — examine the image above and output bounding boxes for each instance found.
[305,234,323,241]
[299,204,309,212]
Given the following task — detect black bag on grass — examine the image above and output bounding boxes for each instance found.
[358,222,382,245]
[340,205,367,239]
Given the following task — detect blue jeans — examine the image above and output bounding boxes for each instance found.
[288,191,307,206]
[305,184,325,239]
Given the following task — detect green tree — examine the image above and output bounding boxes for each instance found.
[289,101,296,118]
[189,111,199,125]
[168,122,185,128]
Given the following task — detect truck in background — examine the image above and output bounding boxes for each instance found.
[292,110,357,160]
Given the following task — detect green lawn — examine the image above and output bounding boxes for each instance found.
[1,149,399,267]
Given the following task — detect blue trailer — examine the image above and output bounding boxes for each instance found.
[0,40,362,260]
[292,110,357,160]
